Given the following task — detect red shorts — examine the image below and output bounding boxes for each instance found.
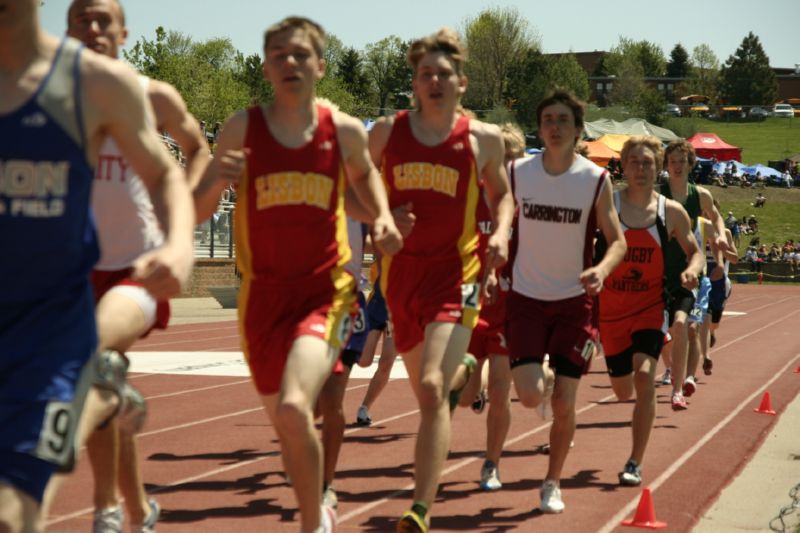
[599,303,667,357]
[468,289,509,360]
[382,255,480,353]
[240,275,356,395]
[91,268,170,337]
[506,291,594,377]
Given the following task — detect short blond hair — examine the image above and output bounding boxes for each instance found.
[500,123,525,159]
[408,28,467,77]
[621,135,665,173]
[263,16,326,58]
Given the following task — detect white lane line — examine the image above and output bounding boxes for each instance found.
[145,379,253,400]
[132,334,241,349]
[337,392,618,524]
[598,359,800,528]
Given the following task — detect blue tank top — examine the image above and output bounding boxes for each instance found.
[0,38,99,306]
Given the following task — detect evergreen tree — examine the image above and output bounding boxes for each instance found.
[719,32,778,105]
[336,47,371,106]
[666,44,690,78]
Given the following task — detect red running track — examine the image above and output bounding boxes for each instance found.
[46,284,800,531]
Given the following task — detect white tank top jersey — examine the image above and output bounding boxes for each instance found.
[92,76,165,270]
[345,217,366,289]
[511,154,606,301]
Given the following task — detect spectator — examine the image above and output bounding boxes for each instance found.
[747,214,759,234]
[783,170,793,188]
[753,193,766,208]
[724,211,740,247]
[745,246,763,273]
[768,243,781,262]
[709,171,727,187]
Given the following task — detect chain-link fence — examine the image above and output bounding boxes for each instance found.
[769,481,800,532]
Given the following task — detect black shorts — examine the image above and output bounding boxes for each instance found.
[667,286,695,327]
[340,348,360,370]
[604,329,664,377]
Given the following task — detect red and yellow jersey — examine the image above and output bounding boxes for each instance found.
[599,193,668,322]
[380,110,481,273]
[235,105,351,286]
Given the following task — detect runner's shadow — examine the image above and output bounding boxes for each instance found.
[361,506,538,531]
[446,448,537,461]
[576,420,631,430]
[342,432,415,445]
[144,471,284,496]
[333,463,414,482]
[159,498,295,523]
[148,449,278,464]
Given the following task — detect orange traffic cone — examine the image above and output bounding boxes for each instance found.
[753,391,776,415]
[622,488,667,529]
[757,272,763,284]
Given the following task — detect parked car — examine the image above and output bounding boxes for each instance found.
[749,106,770,118]
[665,104,681,117]
[773,104,794,118]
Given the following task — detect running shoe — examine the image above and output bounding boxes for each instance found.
[539,479,565,514]
[321,504,338,533]
[682,375,697,397]
[449,354,477,412]
[703,357,713,376]
[471,389,487,414]
[538,440,574,455]
[618,460,642,486]
[659,368,672,386]
[323,485,338,510]
[479,460,502,491]
[397,509,428,533]
[356,405,372,426]
[131,499,160,533]
[671,392,688,411]
[93,506,123,533]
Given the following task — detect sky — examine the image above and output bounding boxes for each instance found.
[42,0,799,69]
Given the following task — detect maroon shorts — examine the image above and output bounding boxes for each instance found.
[506,291,594,378]
[383,255,480,353]
[91,268,170,337]
[240,275,356,395]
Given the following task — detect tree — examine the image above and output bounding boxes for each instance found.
[719,32,778,105]
[684,44,720,99]
[335,47,371,111]
[364,36,408,115]
[634,87,667,126]
[124,28,251,124]
[608,55,646,107]
[462,6,539,110]
[545,53,590,102]
[666,44,690,78]
[323,34,345,79]
[603,37,666,78]
[504,47,549,127]
[234,52,273,105]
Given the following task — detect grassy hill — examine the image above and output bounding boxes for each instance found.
[703,185,800,256]
[663,117,800,165]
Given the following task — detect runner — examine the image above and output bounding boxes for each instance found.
[597,136,702,487]
[507,89,626,513]
[0,1,192,530]
[193,17,401,533]
[368,28,514,532]
[65,1,209,530]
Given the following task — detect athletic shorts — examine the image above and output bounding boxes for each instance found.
[600,303,668,357]
[689,277,712,324]
[604,329,666,377]
[92,268,170,335]
[366,283,389,331]
[0,284,97,502]
[507,291,594,379]
[240,275,357,395]
[707,263,732,323]
[383,255,480,354]
[667,286,696,326]
[333,292,369,375]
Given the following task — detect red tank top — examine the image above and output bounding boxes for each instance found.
[600,193,667,321]
[381,111,480,262]
[235,105,350,285]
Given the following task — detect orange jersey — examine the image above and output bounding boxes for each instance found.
[599,193,668,322]
[235,105,351,286]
